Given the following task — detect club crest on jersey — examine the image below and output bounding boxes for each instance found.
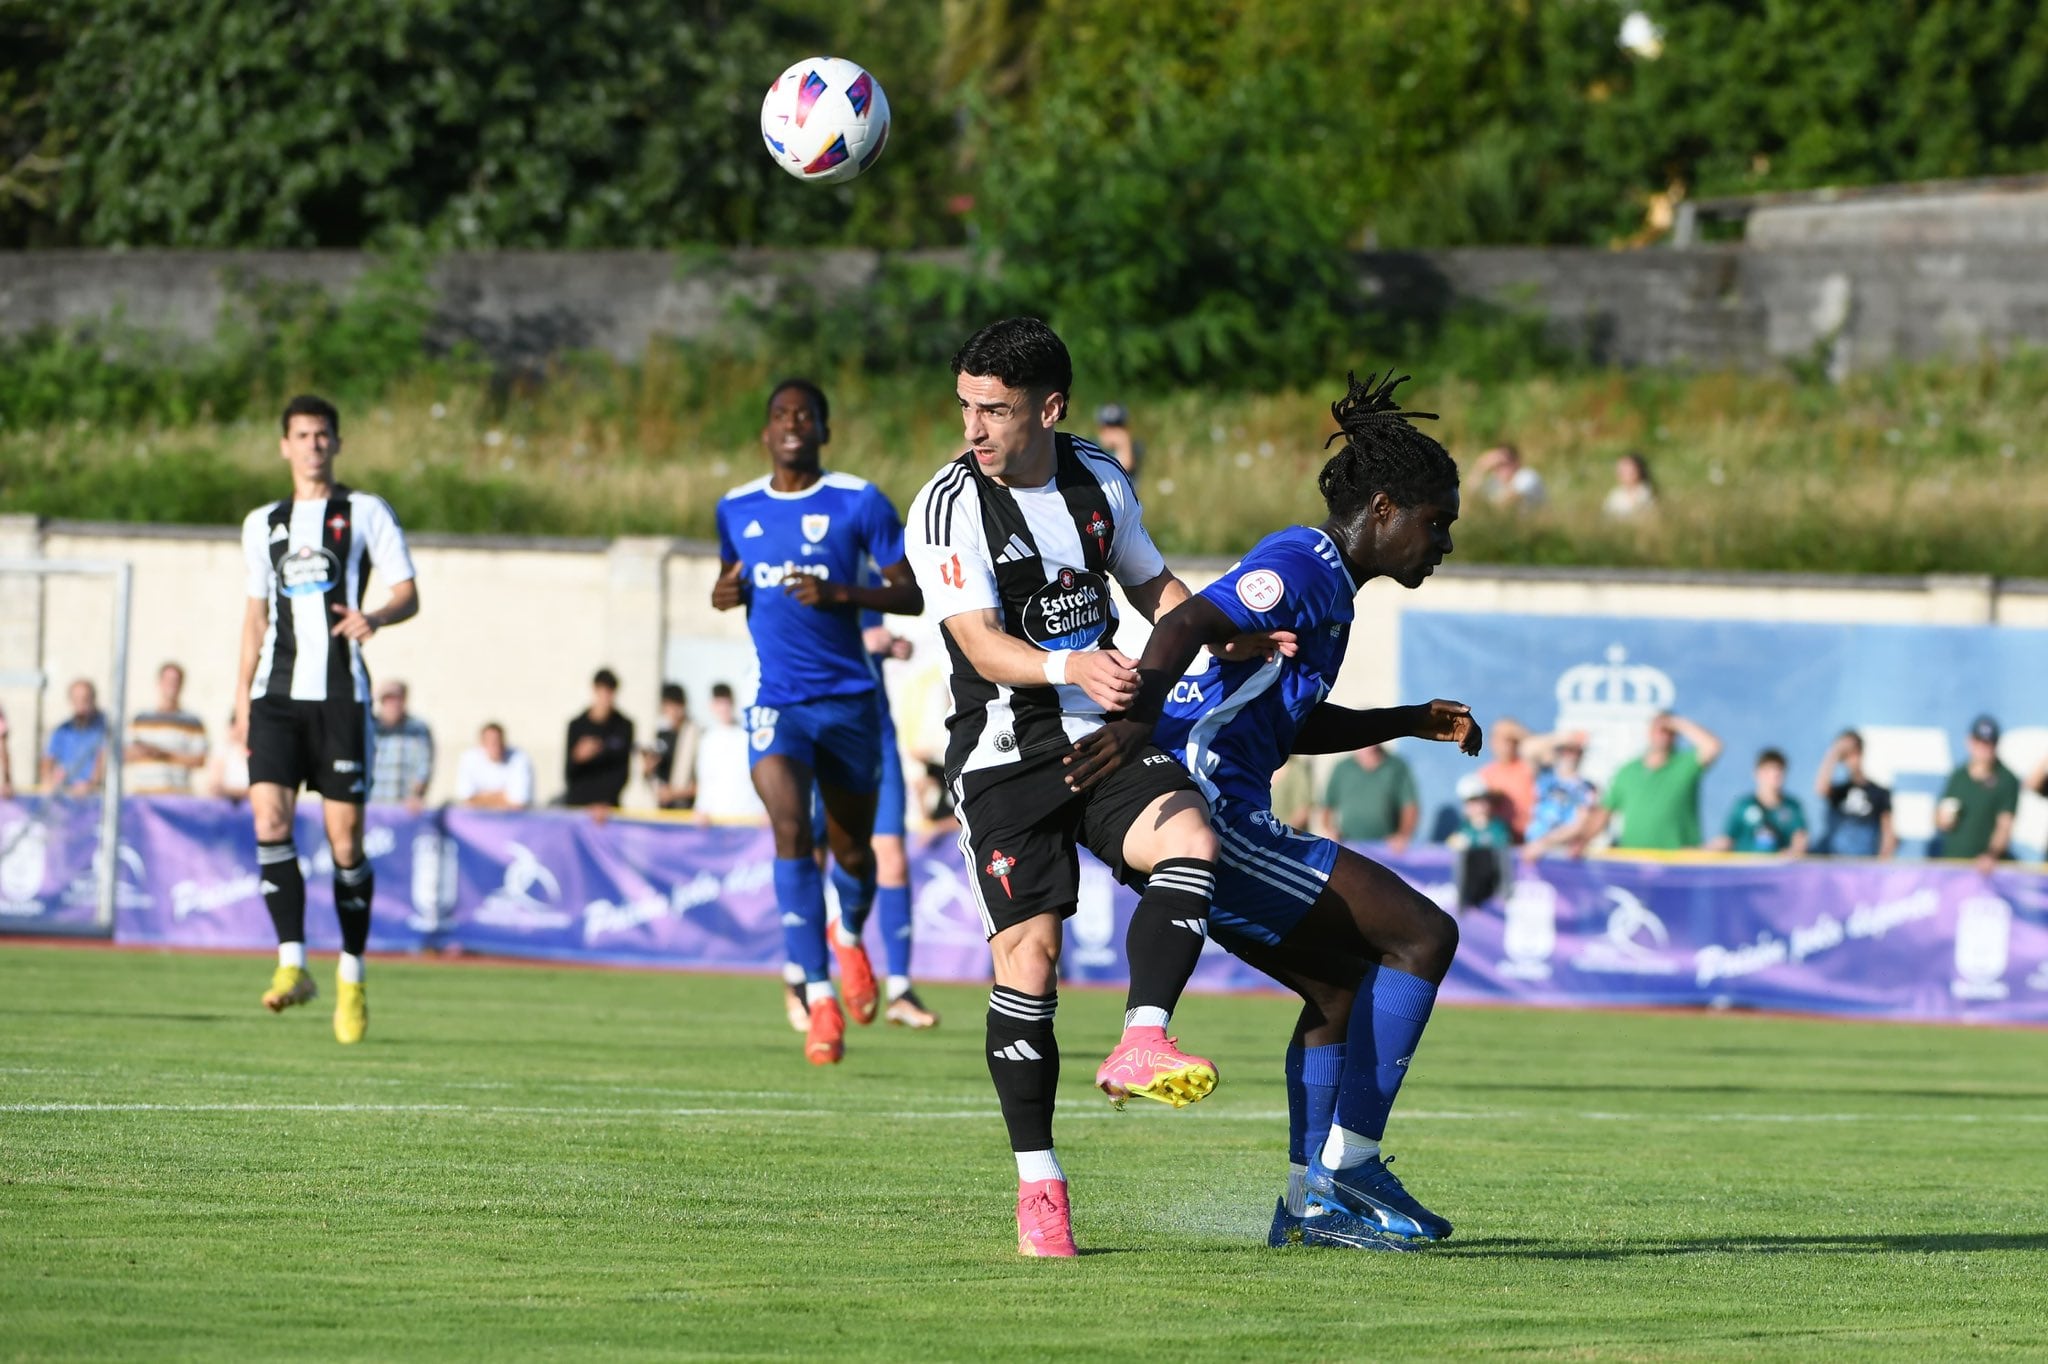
[985,849,1018,898]
[1081,509,1110,555]
[1236,568,1284,612]
[326,513,349,539]
[801,513,831,543]
[279,545,342,597]
[1021,568,1109,651]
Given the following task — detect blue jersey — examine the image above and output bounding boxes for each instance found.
[716,471,907,709]
[1155,526,1358,809]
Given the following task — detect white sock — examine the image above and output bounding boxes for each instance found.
[831,922,861,948]
[1320,1124,1381,1171]
[886,974,912,1001]
[782,961,806,986]
[1014,1148,1065,1184]
[278,942,306,969]
[1286,1163,1309,1217]
[338,953,365,985]
[803,980,838,1007]
[1124,1005,1169,1031]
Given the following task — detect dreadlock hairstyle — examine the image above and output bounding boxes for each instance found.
[1316,368,1459,517]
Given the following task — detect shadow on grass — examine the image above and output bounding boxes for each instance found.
[1450,1232,2048,1259]
[0,1006,238,1024]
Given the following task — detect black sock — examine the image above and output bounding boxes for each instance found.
[1122,857,1214,1023]
[986,986,1059,1153]
[335,859,373,957]
[258,840,305,945]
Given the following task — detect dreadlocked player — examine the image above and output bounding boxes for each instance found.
[1065,368,1481,1251]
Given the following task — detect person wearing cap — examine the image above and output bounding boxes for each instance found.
[1521,731,1599,859]
[368,679,434,811]
[1937,715,2019,868]
[1580,710,1722,851]
[1093,401,1142,479]
[1446,773,1512,850]
[565,667,635,808]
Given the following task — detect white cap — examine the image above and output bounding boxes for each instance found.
[1456,773,1491,801]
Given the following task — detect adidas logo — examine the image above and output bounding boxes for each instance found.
[991,1040,1043,1062]
[743,520,765,538]
[260,880,280,894]
[1170,917,1207,937]
[779,912,806,927]
[993,534,1033,565]
[268,524,289,543]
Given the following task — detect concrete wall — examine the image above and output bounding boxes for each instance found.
[5,242,2046,372]
[7,515,2046,809]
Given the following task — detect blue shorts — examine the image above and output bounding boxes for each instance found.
[1206,795,1340,948]
[810,740,905,843]
[746,693,884,795]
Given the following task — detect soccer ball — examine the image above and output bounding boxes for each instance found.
[759,57,891,185]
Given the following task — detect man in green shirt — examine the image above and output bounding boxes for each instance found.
[1322,744,1419,851]
[1582,712,1722,851]
[1937,714,2019,868]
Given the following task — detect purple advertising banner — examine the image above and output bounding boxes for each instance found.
[9,796,2041,1024]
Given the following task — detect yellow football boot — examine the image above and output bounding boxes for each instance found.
[261,965,317,1013]
[333,981,369,1045]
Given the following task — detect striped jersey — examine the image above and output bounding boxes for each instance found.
[1153,526,1358,808]
[714,470,907,709]
[241,487,415,703]
[905,434,1166,787]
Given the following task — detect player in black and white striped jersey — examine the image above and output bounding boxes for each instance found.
[904,319,1223,1258]
[234,395,419,1045]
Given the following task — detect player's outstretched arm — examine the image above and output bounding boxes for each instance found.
[330,578,419,641]
[783,558,924,615]
[1062,595,1241,792]
[1292,700,1483,757]
[1120,568,1190,626]
[944,610,1138,711]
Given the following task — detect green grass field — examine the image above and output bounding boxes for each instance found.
[3,944,2046,1361]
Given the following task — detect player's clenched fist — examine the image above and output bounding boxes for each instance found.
[1065,648,1140,712]
[710,560,746,611]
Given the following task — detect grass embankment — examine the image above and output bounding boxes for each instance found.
[6,347,2047,575]
[4,945,2048,1359]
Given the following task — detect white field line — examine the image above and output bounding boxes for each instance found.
[3,1100,2047,1124]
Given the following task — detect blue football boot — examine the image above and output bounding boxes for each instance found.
[1304,1154,1453,1242]
[1299,1201,1422,1252]
[1266,1196,1303,1248]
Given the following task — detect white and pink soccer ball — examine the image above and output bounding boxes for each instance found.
[759,57,891,185]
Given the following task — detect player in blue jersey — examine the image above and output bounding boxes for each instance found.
[713,379,923,1065]
[1065,368,1481,1251]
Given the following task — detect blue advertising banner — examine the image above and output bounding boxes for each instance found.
[0,797,125,934]
[1397,612,2048,859]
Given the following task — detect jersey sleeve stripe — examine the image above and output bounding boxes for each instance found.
[927,463,971,544]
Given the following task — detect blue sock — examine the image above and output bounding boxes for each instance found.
[1302,1042,1346,1160]
[830,863,877,939]
[774,857,830,984]
[1284,1045,1307,1166]
[1334,966,1437,1142]
[876,883,912,979]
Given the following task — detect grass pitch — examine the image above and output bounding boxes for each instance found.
[3,945,2045,1362]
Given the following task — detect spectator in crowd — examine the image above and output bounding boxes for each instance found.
[1711,748,1808,855]
[565,668,635,808]
[1937,714,2018,869]
[1522,732,1599,859]
[691,682,763,822]
[1581,711,1722,851]
[1322,742,1419,853]
[202,711,251,800]
[125,661,208,794]
[643,682,700,810]
[1472,442,1547,509]
[1093,401,1142,479]
[1270,755,1318,832]
[1813,729,1895,858]
[1602,451,1656,520]
[0,702,14,799]
[1478,717,1539,839]
[1446,773,1513,849]
[41,678,107,796]
[455,722,534,810]
[369,679,434,810]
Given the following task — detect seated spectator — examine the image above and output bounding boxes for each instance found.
[1094,402,1142,479]
[455,722,534,810]
[1602,451,1657,520]
[1472,443,1547,509]
[370,680,434,810]
[565,668,635,808]
[1323,743,1419,853]
[1581,711,1722,851]
[1711,748,1808,855]
[202,711,251,800]
[1936,714,2018,869]
[1478,717,1538,839]
[692,682,764,822]
[1813,730,1895,858]
[643,683,701,810]
[126,661,208,794]
[41,679,108,796]
[1522,733,1599,859]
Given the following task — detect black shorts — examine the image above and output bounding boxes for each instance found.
[248,696,371,803]
[954,744,1201,939]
